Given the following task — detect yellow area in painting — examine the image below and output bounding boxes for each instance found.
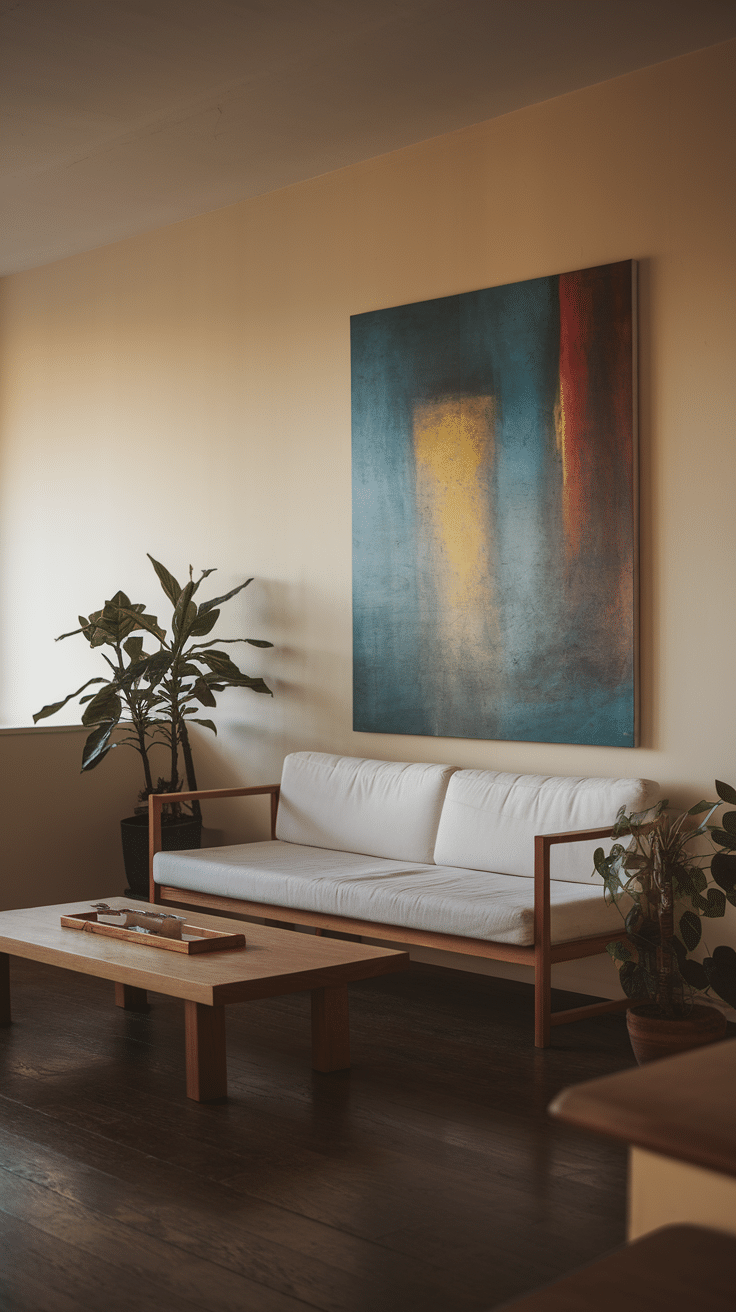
[413,396,498,657]
[555,376,580,559]
[555,381,568,491]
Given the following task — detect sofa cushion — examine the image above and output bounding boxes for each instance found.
[433,769,660,883]
[274,751,457,864]
[153,840,625,947]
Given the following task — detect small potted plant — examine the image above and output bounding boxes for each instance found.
[594,790,736,1063]
[35,556,273,894]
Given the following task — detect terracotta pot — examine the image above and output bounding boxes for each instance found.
[626,1003,727,1065]
[120,813,202,898]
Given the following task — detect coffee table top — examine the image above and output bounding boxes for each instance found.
[0,898,410,1005]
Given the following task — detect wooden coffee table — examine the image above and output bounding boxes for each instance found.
[0,898,409,1101]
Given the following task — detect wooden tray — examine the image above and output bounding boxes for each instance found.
[60,911,246,954]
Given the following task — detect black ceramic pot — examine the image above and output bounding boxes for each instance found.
[120,813,202,898]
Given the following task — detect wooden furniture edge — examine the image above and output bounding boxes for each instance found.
[149,783,280,902]
[0,951,10,1025]
[534,825,620,1046]
[549,1038,736,1178]
[156,888,538,964]
[211,951,411,1005]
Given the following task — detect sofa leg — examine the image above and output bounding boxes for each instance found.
[534,952,551,1048]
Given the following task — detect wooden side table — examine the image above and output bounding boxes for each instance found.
[550,1037,736,1239]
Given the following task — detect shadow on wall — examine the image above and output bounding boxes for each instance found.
[181,721,282,847]
[0,723,290,911]
[251,575,355,756]
[1,726,144,910]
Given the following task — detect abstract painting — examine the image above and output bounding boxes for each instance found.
[351,260,637,746]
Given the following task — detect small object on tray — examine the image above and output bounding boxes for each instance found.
[60,907,246,954]
[91,902,187,938]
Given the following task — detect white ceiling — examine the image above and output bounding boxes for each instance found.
[3,0,736,274]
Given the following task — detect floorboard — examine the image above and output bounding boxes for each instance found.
[0,956,661,1310]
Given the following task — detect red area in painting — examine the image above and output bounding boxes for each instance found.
[558,264,634,644]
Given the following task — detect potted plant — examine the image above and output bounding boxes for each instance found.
[594,791,736,1063]
[34,556,273,894]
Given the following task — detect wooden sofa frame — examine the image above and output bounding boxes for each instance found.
[148,784,630,1047]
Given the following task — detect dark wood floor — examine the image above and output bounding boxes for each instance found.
[0,956,640,1312]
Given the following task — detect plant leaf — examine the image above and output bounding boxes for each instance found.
[619,961,654,1001]
[679,909,701,952]
[593,847,607,875]
[722,810,736,834]
[199,649,245,680]
[188,608,220,638]
[190,718,217,735]
[702,888,727,918]
[119,655,158,688]
[624,904,641,936]
[680,958,709,991]
[143,650,172,683]
[191,678,217,708]
[198,578,253,615]
[716,780,736,806]
[80,722,116,771]
[703,946,736,1008]
[187,567,217,600]
[711,852,736,894]
[148,555,182,605]
[709,827,736,852]
[606,941,632,963]
[33,678,106,723]
[229,675,272,694]
[81,687,122,727]
[111,606,166,643]
[175,662,203,678]
[55,626,86,642]
[172,582,196,644]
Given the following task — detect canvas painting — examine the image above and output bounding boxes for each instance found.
[351,260,637,747]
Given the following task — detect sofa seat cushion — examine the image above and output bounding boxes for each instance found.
[434,769,660,883]
[154,841,625,948]
[274,752,457,864]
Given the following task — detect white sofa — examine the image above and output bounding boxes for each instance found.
[150,752,658,1046]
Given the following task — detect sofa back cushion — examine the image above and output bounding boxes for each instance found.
[433,769,660,883]
[275,751,458,863]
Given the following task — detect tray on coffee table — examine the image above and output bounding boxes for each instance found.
[60,910,246,954]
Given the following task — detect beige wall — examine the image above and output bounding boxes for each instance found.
[1,42,734,997]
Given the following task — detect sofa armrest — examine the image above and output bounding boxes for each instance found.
[531,825,620,1047]
[533,824,617,949]
[148,784,281,902]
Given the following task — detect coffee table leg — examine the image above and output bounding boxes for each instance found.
[311,984,350,1072]
[114,983,149,1012]
[0,953,10,1026]
[184,1001,227,1101]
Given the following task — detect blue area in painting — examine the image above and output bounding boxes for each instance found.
[351,265,635,747]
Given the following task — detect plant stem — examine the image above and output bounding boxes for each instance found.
[179,723,202,821]
[114,641,154,795]
[653,833,681,1017]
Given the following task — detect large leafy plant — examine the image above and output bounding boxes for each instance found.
[594,793,736,1018]
[34,556,272,814]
